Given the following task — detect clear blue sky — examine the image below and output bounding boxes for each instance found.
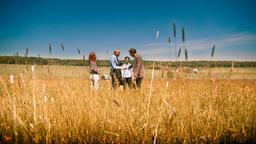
[0,0,256,61]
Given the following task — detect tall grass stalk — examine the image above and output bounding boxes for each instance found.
[145,61,155,141]
[211,44,215,58]
[156,30,160,40]
[185,49,188,61]
[168,37,171,66]
[77,48,81,55]
[182,27,185,43]
[48,43,52,78]
[61,43,64,52]
[178,48,181,59]
[173,22,177,61]
[153,105,162,144]
[32,65,36,123]
[9,74,17,143]
[25,48,28,65]
[49,43,52,56]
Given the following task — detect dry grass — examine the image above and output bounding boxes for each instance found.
[0,64,256,143]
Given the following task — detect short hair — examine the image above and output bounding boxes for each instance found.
[129,48,137,54]
[124,56,130,61]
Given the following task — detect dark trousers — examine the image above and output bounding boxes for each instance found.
[123,77,132,89]
[110,69,123,88]
[136,77,143,88]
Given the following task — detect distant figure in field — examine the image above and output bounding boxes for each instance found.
[129,48,144,88]
[89,52,100,90]
[121,56,133,89]
[109,49,124,88]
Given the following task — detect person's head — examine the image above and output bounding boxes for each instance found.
[113,49,120,57]
[88,52,96,62]
[124,56,130,64]
[129,48,137,57]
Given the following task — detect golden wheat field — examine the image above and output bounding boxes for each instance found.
[0,64,256,143]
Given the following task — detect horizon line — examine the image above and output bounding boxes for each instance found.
[0,55,256,62]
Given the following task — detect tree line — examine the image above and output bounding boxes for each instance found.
[0,56,255,68]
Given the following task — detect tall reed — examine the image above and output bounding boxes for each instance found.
[173,22,177,61]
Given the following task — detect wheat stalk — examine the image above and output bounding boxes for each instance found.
[145,61,155,141]
[178,48,181,58]
[153,99,164,144]
[168,37,171,66]
[61,43,65,52]
[211,44,215,58]
[181,27,187,64]
[185,49,188,61]
[182,27,185,43]
[49,43,52,55]
[77,48,81,55]
[9,74,17,143]
[156,30,160,40]
[173,22,177,61]
[31,65,37,123]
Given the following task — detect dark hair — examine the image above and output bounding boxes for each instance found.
[129,48,137,54]
[124,56,130,61]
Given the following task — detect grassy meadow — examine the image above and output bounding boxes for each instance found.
[0,64,256,143]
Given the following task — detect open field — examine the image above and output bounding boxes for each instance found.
[0,64,256,143]
[1,64,256,80]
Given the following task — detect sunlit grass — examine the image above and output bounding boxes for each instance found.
[0,64,255,143]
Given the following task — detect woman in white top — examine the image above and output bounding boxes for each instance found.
[121,56,133,89]
[89,52,100,90]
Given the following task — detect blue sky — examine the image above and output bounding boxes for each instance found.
[0,0,256,61]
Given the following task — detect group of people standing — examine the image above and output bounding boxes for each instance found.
[88,48,144,90]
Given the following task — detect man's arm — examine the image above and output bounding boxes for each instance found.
[110,56,122,69]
